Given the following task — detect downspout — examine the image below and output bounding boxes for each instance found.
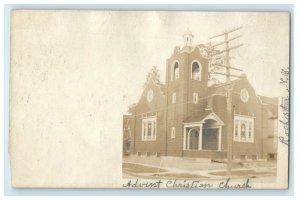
[165,60,169,156]
[133,106,136,154]
[183,54,190,157]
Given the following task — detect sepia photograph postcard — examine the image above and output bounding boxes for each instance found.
[9,10,290,189]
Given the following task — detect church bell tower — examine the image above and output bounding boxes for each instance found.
[165,30,209,156]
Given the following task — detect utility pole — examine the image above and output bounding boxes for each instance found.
[209,27,243,177]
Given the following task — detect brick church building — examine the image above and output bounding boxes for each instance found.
[123,31,278,160]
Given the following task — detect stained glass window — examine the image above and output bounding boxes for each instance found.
[234,120,239,139]
[141,117,157,141]
[248,121,252,139]
[233,116,254,143]
[240,122,246,140]
[147,123,152,139]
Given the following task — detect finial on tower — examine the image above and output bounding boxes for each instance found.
[182,29,194,47]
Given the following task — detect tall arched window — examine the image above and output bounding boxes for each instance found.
[188,129,199,150]
[191,61,201,81]
[173,62,179,80]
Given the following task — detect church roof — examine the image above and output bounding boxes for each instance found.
[257,95,278,105]
[207,78,241,96]
[257,95,278,117]
[183,110,224,125]
[158,83,166,95]
[182,29,194,37]
[184,110,212,123]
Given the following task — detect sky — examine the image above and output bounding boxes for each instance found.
[11,10,290,113]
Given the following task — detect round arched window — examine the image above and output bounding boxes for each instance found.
[173,62,179,80]
[191,61,201,80]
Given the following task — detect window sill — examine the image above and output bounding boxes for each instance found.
[233,140,254,143]
[183,149,224,152]
[141,139,156,142]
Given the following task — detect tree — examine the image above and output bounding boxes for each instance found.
[144,66,161,88]
[127,103,136,114]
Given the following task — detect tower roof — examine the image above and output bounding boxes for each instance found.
[182,29,194,47]
[182,29,194,37]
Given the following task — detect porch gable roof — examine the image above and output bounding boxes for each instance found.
[183,111,224,125]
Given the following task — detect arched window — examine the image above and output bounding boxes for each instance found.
[173,62,179,80]
[188,129,199,150]
[191,61,201,81]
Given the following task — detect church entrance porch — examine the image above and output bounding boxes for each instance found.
[182,111,225,158]
[183,124,222,151]
[202,127,219,150]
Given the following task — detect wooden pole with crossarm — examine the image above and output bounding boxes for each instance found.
[210,27,243,177]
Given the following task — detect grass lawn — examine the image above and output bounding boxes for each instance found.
[209,170,275,177]
[151,173,207,179]
[123,162,167,173]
